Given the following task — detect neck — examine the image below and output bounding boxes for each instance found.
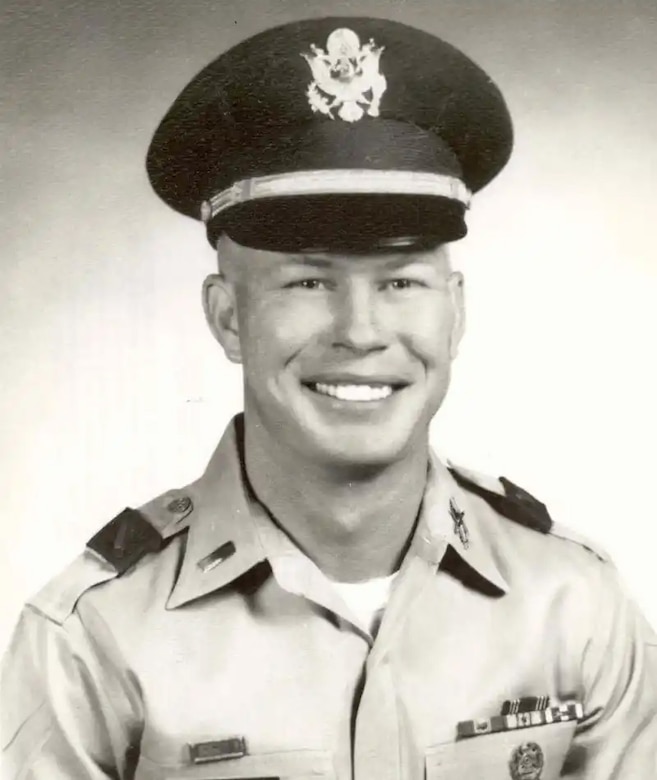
[243,419,429,582]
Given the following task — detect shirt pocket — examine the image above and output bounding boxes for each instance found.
[425,721,576,780]
[136,748,335,780]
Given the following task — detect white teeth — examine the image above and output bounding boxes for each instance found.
[312,383,394,402]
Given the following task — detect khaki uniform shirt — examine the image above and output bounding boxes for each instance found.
[2,418,657,779]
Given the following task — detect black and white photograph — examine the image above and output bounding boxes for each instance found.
[2,1,657,777]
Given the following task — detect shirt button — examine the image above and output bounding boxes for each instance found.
[167,495,193,515]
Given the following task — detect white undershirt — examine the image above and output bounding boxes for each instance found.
[331,572,398,635]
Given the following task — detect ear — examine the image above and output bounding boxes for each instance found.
[202,274,243,364]
[447,271,466,359]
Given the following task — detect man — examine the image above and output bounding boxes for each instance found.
[2,15,656,780]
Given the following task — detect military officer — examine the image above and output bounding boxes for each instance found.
[2,16,656,780]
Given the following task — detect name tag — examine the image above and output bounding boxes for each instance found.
[189,736,248,764]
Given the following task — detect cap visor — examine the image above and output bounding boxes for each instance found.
[210,193,466,251]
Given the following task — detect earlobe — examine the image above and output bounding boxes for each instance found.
[448,271,466,359]
[202,274,243,364]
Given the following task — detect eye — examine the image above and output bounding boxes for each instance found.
[383,278,426,291]
[285,279,328,291]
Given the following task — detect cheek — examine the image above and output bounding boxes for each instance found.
[395,297,455,365]
[239,293,333,368]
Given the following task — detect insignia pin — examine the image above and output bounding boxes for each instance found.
[509,741,544,780]
[302,28,387,122]
[449,498,470,549]
[166,495,193,515]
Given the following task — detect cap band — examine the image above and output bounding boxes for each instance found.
[201,169,472,223]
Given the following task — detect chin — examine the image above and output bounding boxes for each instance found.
[299,422,423,472]
[245,382,438,470]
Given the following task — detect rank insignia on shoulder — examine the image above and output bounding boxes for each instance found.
[456,701,583,739]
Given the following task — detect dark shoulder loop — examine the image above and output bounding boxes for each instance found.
[27,492,195,624]
[449,468,553,534]
[86,489,195,575]
[86,508,164,575]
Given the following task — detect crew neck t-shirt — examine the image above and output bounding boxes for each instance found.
[331,571,398,636]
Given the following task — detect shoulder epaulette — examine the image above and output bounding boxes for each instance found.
[27,489,195,625]
[448,464,553,534]
[548,521,610,562]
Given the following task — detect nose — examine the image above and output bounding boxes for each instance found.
[331,281,388,353]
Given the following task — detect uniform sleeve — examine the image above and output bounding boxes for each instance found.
[1,604,143,780]
[566,561,657,777]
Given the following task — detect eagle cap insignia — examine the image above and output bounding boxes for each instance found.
[301,28,387,122]
[509,741,544,780]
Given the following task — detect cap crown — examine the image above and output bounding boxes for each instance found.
[147,17,513,250]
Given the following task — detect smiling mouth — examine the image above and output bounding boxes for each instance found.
[305,382,405,402]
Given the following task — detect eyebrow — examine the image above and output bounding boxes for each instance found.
[282,252,438,270]
[297,256,334,268]
[379,253,435,269]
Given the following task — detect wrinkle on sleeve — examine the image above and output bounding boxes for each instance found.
[1,603,142,780]
[565,561,657,777]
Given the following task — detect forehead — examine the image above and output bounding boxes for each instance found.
[219,236,450,278]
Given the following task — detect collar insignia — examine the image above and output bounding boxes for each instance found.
[302,28,387,122]
[449,498,470,549]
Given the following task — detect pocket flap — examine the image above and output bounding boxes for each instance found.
[137,748,334,780]
[426,721,576,780]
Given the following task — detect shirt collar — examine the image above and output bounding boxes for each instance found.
[166,417,267,609]
[412,453,509,594]
[166,417,508,609]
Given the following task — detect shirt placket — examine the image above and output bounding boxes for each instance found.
[353,548,445,780]
[256,504,449,780]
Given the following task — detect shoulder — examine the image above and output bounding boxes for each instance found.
[448,461,610,563]
[447,462,637,647]
[26,486,196,626]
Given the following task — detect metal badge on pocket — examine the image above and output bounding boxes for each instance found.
[509,741,544,780]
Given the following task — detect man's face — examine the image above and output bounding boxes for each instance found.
[206,237,465,469]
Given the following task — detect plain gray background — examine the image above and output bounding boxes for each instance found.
[2,0,657,650]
